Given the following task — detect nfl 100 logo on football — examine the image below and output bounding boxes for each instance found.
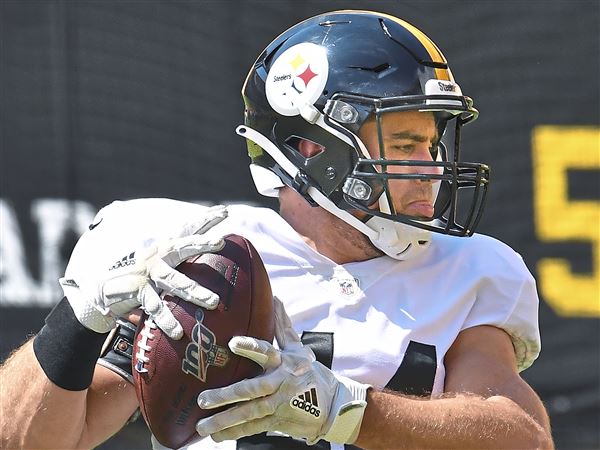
[182,309,229,381]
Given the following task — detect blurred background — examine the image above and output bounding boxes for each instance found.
[1,1,598,448]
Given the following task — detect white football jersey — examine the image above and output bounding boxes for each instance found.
[88,199,540,450]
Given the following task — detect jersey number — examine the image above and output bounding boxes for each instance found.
[300,332,437,396]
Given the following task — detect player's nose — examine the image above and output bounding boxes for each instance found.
[412,147,443,177]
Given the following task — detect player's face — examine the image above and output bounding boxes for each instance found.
[358,110,441,219]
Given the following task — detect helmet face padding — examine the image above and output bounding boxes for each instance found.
[240,10,490,259]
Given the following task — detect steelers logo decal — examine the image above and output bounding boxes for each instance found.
[265,42,329,116]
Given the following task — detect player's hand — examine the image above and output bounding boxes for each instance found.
[59,204,228,339]
[196,297,370,445]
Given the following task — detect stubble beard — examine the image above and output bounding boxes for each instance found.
[278,186,384,261]
[327,210,385,260]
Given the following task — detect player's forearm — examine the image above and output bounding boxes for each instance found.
[354,389,553,450]
[0,340,87,449]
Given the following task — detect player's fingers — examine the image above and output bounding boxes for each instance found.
[197,369,284,409]
[273,296,302,350]
[149,260,219,309]
[196,398,276,437]
[209,416,277,443]
[177,205,228,237]
[228,336,282,369]
[125,308,143,326]
[159,235,225,267]
[141,285,183,340]
[194,205,229,234]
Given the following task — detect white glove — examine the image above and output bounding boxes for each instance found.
[59,204,228,339]
[196,297,370,445]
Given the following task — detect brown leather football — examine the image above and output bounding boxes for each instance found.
[132,234,274,449]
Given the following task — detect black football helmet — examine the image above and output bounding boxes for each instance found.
[237,10,489,259]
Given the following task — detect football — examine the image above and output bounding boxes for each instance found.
[132,234,274,449]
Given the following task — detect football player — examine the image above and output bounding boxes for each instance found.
[1,10,553,450]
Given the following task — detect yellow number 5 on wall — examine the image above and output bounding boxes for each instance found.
[533,126,600,317]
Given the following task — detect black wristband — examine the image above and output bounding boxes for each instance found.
[33,297,109,391]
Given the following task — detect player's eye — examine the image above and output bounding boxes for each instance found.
[389,144,415,154]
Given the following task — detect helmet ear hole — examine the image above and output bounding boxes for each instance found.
[285,136,326,159]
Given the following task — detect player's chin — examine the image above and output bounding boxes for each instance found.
[402,202,435,220]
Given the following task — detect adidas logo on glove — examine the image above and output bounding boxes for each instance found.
[290,388,321,418]
[110,252,136,270]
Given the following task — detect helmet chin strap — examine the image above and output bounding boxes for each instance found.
[237,123,432,261]
[371,192,431,260]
